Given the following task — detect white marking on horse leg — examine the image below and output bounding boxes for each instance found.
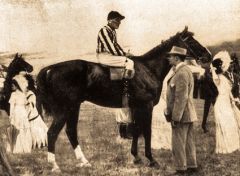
[74,145,91,167]
[48,152,60,172]
[74,145,87,162]
[47,152,56,163]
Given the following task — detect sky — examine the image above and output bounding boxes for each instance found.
[0,0,239,56]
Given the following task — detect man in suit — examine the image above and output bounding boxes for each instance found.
[164,46,198,174]
[198,57,218,133]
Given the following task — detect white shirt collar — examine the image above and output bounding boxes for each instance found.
[175,62,185,71]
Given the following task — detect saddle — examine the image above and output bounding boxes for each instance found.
[87,63,134,82]
[110,67,134,80]
[87,63,132,107]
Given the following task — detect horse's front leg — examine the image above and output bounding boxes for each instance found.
[130,108,142,164]
[131,130,142,164]
[143,105,160,168]
[143,123,160,168]
[65,106,91,168]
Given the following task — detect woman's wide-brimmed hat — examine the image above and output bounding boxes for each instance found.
[213,51,231,72]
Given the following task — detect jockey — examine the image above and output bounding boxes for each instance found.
[97,11,134,77]
[97,11,133,139]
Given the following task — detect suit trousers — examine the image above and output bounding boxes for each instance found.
[172,122,197,170]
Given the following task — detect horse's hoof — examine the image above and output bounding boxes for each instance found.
[76,161,92,168]
[51,167,61,173]
[202,125,209,133]
[49,161,61,173]
[149,160,160,169]
[133,157,143,165]
[202,127,209,133]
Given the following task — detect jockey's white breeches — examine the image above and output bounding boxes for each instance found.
[97,53,134,71]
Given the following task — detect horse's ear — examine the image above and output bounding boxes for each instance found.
[182,26,188,33]
[14,53,18,59]
[19,54,22,58]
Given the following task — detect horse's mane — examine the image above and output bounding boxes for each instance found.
[25,74,36,94]
[140,30,194,60]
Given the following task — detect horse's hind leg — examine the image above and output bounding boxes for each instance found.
[65,105,91,167]
[48,116,67,172]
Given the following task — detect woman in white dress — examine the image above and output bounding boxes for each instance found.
[26,89,48,149]
[151,68,174,150]
[8,77,32,153]
[16,72,48,149]
[211,53,240,154]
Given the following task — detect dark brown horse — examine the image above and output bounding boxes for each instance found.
[0,53,33,114]
[36,27,211,171]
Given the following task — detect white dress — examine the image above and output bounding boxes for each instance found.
[151,69,174,150]
[26,91,48,149]
[213,74,240,154]
[9,90,32,153]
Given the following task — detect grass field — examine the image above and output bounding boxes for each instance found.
[1,53,239,175]
[4,100,240,176]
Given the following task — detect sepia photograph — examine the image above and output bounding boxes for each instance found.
[0,0,239,175]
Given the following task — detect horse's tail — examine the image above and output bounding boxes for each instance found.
[36,67,52,116]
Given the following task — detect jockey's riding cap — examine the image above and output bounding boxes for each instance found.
[107,11,125,20]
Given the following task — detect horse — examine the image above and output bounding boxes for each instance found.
[0,53,33,114]
[36,27,212,171]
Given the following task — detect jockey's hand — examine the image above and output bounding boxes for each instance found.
[125,52,134,58]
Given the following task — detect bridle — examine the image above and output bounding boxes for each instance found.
[179,35,200,61]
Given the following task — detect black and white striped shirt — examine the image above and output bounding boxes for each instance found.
[97,25,125,56]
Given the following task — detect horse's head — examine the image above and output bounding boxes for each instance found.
[137,26,212,87]
[1,53,34,113]
[141,26,211,64]
[171,26,212,61]
[7,53,33,77]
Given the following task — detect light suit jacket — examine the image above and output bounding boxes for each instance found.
[166,63,198,123]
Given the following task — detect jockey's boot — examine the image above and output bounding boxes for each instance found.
[118,123,132,139]
[126,123,134,139]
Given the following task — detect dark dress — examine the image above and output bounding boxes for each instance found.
[199,68,218,132]
[224,71,240,109]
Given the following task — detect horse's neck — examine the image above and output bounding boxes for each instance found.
[134,55,171,83]
[3,72,18,98]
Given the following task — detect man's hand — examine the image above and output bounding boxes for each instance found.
[171,120,180,128]
[164,109,172,122]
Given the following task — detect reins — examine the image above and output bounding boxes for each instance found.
[180,36,200,61]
